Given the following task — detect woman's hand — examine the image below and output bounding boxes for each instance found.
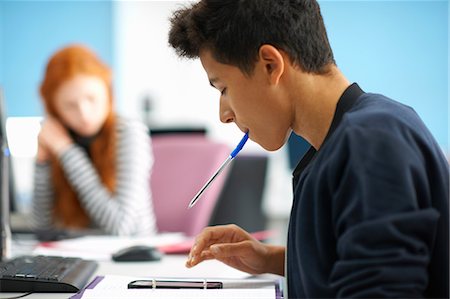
[186,224,285,276]
[37,117,73,161]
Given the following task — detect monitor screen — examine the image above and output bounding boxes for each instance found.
[5,116,42,214]
[0,89,16,213]
[0,87,12,259]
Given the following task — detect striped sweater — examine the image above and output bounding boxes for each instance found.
[32,118,157,236]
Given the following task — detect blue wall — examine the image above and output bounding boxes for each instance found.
[321,0,448,149]
[0,1,3,86]
[0,0,448,151]
[0,0,113,117]
[289,0,448,167]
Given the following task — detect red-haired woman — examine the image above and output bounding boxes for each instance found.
[32,44,157,236]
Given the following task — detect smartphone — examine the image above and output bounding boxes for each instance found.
[128,279,223,289]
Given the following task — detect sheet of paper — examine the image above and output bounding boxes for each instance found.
[90,275,276,290]
[77,275,277,299]
[81,288,275,299]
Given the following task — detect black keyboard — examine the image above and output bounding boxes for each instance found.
[0,255,98,292]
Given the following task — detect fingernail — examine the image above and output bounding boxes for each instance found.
[211,245,220,254]
[186,256,193,267]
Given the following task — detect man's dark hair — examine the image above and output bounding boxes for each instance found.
[168,0,336,75]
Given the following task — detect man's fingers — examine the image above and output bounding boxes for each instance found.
[210,241,254,258]
[189,225,241,259]
[185,249,214,268]
[194,226,231,247]
[186,225,250,269]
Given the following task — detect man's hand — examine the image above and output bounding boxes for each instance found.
[186,224,285,276]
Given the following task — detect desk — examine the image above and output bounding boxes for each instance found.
[2,257,252,299]
[6,235,279,299]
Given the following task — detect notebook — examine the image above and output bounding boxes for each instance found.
[71,274,282,299]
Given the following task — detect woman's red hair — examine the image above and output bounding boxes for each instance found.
[40,44,116,228]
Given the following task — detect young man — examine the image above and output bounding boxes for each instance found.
[168,1,449,298]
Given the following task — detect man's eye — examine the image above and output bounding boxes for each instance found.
[221,88,227,96]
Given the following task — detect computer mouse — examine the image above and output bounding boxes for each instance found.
[111,245,163,262]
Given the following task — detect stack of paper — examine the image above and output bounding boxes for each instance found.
[71,275,280,299]
[80,288,275,299]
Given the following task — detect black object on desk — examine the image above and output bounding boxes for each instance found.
[0,255,98,292]
[128,279,223,289]
[112,245,162,262]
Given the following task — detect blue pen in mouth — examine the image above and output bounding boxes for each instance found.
[188,132,249,209]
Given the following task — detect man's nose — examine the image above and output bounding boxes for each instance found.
[219,97,235,124]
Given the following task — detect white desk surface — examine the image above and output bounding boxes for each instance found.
[5,234,266,299]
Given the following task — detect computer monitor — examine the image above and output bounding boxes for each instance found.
[0,88,12,259]
[0,91,16,214]
[6,116,42,215]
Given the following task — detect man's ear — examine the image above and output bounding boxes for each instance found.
[258,44,285,85]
